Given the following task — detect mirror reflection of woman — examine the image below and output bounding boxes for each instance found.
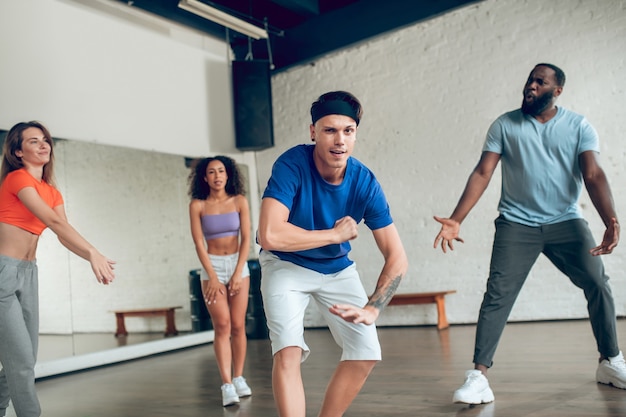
[188,156,252,407]
[0,121,116,417]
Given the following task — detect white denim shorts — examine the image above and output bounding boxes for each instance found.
[200,253,250,285]
[259,250,381,363]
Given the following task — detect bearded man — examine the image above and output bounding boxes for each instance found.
[434,63,625,404]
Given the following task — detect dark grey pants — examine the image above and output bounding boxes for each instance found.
[473,217,620,368]
[0,255,40,417]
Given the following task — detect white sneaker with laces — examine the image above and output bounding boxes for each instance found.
[221,383,240,407]
[453,370,495,404]
[597,351,626,389]
[233,376,252,397]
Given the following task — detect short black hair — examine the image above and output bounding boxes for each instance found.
[535,63,566,87]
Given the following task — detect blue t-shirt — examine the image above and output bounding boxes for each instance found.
[261,144,393,274]
[483,107,599,226]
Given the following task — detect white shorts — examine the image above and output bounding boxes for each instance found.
[200,253,250,285]
[259,250,381,362]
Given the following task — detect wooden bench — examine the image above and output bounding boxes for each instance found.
[113,306,182,337]
[387,291,457,330]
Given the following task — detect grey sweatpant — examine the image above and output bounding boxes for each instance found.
[0,255,40,417]
[474,217,619,368]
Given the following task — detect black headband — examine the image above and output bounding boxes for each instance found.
[311,100,360,126]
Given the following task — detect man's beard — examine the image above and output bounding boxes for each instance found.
[521,90,554,116]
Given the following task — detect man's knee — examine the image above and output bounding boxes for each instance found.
[340,359,378,378]
[274,346,304,369]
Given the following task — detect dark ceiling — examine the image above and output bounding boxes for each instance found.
[117,0,482,73]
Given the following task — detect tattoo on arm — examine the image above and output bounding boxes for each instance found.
[366,274,402,310]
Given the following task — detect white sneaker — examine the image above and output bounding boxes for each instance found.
[597,351,626,389]
[221,383,240,407]
[233,376,252,397]
[453,370,495,404]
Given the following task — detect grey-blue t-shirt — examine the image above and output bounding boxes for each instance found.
[483,107,599,226]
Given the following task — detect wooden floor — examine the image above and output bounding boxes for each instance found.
[6,319,626,416]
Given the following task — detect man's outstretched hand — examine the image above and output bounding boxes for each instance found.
[329,304,378,325]
[433,216,464,253]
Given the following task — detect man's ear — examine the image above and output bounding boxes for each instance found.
[554,86,564,98]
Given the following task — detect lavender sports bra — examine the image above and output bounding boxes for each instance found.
[201,212,240,241]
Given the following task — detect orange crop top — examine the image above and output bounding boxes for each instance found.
[0,168,64,235]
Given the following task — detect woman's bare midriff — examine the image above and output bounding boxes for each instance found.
[205,234,240,256]
[0,222,39,260]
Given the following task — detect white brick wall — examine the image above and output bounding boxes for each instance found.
[258,0,626,326]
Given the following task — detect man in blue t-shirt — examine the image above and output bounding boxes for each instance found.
[258,91,408,417]
[434,63,624,404]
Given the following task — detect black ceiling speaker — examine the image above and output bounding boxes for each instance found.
[232,60,274,151]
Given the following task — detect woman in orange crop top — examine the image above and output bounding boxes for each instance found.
[0,121,115,417]
[188,155,252,407]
